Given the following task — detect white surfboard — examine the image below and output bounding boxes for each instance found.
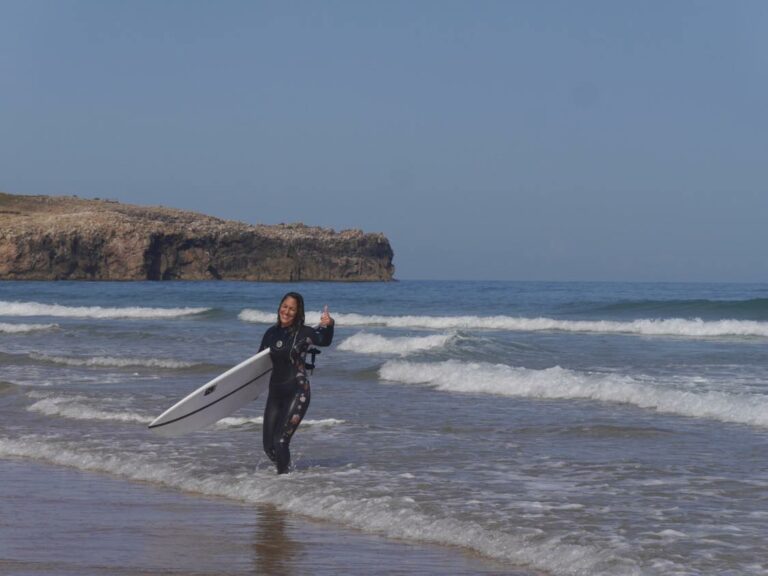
[148,349,273,437]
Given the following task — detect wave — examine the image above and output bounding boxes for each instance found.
[240,309,388,326]
[239,309,281,324]
[581,298,768,319]
[0,322,59,334]
[337,332,455,356]
[0,300,210,319]
[0,436,643,576]
[238,309,768,338]
[217,416,345,428]
[379,360,768,429]
[29,353,203,370]
[27,395,344,429]
[28,396,151,424]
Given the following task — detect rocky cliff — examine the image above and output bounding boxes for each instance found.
[0,193,394,281]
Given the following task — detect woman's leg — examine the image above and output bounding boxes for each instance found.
[273,378,311,474]
[262,392,285,463]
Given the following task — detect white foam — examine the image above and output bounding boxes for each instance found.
[29,353,199,369]
[337,332,454,356]
[657,529,688,540]
[0,436,644,576]
[239,309,768,338]
[0,322,59,334]
[27,396,152,424]
[380,360,768,428]
[27,395,344,429]
[238,309,276,324]
[216,416,345,428]
[0,300,210,319]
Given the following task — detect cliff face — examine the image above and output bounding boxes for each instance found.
[0,193,394,281]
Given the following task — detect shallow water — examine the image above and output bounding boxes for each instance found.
[1,460,525,576]
[1,280,767,575]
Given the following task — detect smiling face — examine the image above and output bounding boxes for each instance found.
[278,296,299,328]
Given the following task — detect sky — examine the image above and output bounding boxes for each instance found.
[1,1,767,282]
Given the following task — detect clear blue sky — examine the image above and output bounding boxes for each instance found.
[2,1,767,282]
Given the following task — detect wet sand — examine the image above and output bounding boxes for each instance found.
[0,459,536,576]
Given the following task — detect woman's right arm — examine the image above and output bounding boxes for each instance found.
[259,327,272,352]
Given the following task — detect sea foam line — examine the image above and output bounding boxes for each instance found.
[0,436,643,576]
[239,309,768,338]
[380,360,768,429]
[28,397,151,424]
[0,322,59,334]
[217,416,345,428]
[0,300,210,319]
[29,353,201,370]
[27,396,344,429]
[337,332,454,356]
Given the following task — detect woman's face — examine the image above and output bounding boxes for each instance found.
[279,296,299,327]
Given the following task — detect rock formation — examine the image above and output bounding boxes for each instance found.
[0,192,394,281]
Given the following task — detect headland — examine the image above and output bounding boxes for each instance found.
[0,192,394,281]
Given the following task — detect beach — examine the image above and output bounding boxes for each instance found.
[0,459,529,576]
[2,279,768,575]
[4,2,768,572]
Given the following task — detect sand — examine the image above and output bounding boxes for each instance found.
[0,459,535,576]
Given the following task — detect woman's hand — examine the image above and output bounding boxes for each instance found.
[320,304,334,327]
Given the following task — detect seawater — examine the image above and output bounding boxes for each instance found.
[1,280,767,575]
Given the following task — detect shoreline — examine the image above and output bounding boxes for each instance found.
[0,458,538,576]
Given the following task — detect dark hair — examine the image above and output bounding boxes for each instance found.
[276,292,305,329]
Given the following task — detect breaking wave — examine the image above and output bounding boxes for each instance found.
[0,322,59,334]
[28,396,151,424]
[29,353,202,370]
[0,436,644,576]
[337,332,454,356]
[238,310,768,338]
[379,360,768,428]
[0,300,210,319]
[27,395,344,429]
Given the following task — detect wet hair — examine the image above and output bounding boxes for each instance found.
[276,292,305,329]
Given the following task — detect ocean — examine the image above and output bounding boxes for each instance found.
[1,280,767,575]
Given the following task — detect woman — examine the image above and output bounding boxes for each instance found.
[259,292,334,474]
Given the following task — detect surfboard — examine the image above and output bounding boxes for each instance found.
[148,349,273,437]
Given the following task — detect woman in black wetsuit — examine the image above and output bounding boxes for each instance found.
[259,292,334,474]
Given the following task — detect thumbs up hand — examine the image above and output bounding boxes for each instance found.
[320,304,334,327]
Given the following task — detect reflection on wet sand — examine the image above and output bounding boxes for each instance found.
[253,504,306,576]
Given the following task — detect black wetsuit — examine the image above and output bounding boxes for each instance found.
[259,322,334,473]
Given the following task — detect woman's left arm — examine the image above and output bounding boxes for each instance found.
[312,304,335,346]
